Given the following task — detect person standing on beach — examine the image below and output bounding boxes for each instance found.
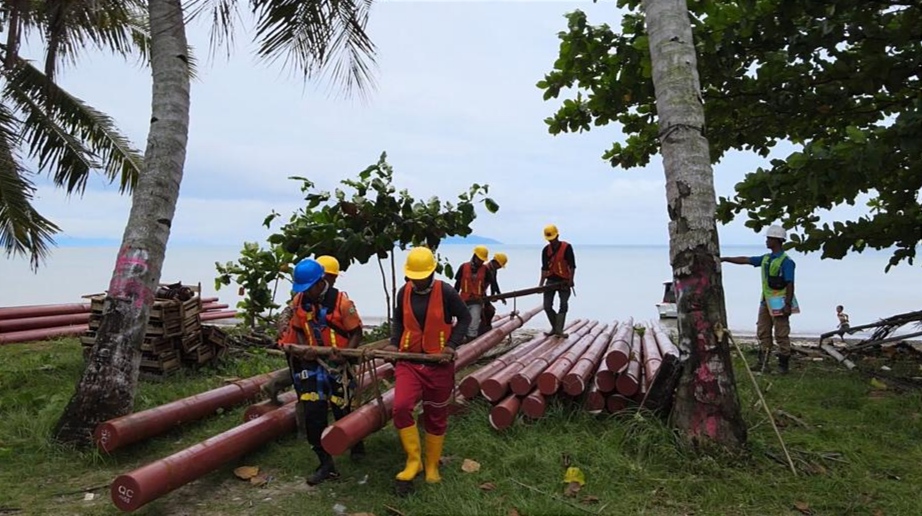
[454,245,496,343]
[836,305,850,342]
[539,224,576,338]
[383,247,471,495]
[479,252,508,335]
[721,225,797,374]
[277,258,366,485]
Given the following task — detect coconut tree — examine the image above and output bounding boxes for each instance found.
[641,0,746,448]
[52,0,377,446]
[0,0,146,268]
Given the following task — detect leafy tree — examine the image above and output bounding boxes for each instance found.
[538,0,920,270]
[0,0,146,268]
[216,151,499,327]
[53,0,378,447]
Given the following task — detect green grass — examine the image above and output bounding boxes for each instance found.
[1,339,921,515]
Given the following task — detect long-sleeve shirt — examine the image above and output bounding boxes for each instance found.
[390,281,472,349]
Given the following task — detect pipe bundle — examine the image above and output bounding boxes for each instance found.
[458,319,681,430]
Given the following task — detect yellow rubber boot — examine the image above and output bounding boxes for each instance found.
[424,433,446,484]
[395,425,422,481]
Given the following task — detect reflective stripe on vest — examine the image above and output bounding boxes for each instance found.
[286,292,348,349]
[400,281,452,354]
[459,262,487,302]
[546,241,572,280]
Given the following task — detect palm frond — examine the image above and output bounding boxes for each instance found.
[126,13,200,80]
[3,58,143,194]
[250,0,378,98]
[37,0,148,81]
[0,102,60,270]
[186,0,242,63]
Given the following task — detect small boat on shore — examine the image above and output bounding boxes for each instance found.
[656,281,677,319]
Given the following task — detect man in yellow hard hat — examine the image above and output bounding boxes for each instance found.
[454,245,498,343]
[539,224,576,338]
[480,252,508,335]
[316,255,341,287]
[382,247,471,496]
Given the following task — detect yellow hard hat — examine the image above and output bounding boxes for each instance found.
[473,245,489,261]
[493,253,508,268]
[543,224,559,241]
[316,255,340,276]
[405,247,437,280]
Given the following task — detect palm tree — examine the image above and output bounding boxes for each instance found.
[640,0,746,448]
[52,0,378,446]
[0,0,147,269]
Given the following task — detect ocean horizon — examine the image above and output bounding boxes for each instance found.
[2,243,918,339]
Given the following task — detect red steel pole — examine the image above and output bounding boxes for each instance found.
[639,325,663,391]
[0,302,91,320]
[320,306,541,456]
[606,393,632,413]
[562,321,621,396]
[510,322,599,396]
[0,312,91,332]
[535,323,610,396]
[488,392,523,431]
[585,381,605,414]
[605,317,635,373]
[616,334,642,397]
[95,369,285,453]
[200,310,238,322]
[480,320,589,403]
[521,389,547,419]
[0,324,88,345]
[111,400,298,512]
[651,322,680,359]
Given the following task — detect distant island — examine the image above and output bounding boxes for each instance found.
[443,235,502,245]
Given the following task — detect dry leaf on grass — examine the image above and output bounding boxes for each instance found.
[233,466,259,480]
[872,509,884,516]
[563,481,582,498]
[479,482,497,491]
[250,474,268,486]
[508,509,521,516]
[581,495,600,504]
[461,459,481,473]
[793,500,813,515]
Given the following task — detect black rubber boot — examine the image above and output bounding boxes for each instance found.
[555,313,569,339]
[350,440,366,463]
[306,449,339,486]
[777,355,790,375]
[750,351,770,373]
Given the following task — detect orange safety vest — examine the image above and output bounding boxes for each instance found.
[545,241,573,280]
[458,262,488,302]
[399,281,452,354]
[278,292,351,349]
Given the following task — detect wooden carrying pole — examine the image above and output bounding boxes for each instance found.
[482,284,564,303]
[283,344,445,363]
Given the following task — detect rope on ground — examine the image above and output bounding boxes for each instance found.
[719,323,798,477]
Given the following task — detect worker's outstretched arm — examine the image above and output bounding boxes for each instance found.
[720,256,750,265]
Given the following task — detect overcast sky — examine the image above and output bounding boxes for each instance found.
[25,0,839,247]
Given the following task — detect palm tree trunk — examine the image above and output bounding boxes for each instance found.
[641,0,746,448]
[52,0,191,446]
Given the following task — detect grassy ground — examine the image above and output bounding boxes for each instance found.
[1,336,920,516]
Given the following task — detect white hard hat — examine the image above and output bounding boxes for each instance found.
[766,225,786,241]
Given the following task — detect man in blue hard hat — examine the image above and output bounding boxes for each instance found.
[278,258,366,485]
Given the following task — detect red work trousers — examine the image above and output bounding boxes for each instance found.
[393,361,455,436]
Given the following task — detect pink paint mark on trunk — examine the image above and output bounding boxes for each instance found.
[109,246,153,309]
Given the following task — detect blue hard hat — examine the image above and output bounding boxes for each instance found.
[292,259,324,293]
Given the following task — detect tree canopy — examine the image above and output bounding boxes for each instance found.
[538,0,921,270]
